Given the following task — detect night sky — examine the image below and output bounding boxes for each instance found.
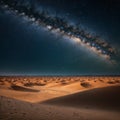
[0,0,120,75]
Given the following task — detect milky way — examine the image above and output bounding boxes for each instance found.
[0,0,117,64]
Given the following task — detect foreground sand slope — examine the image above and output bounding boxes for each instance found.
[42,85,120,111]
[0,96,120,120]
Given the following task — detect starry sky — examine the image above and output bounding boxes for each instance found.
[0,0,120,76]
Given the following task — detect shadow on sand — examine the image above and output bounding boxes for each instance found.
[41,86,120,111]
[10,85,40,92]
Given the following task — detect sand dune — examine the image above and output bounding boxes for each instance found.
[10,85,40,92]
[42,85,120,111]
[0,96,120,120]
[0,76,120,120]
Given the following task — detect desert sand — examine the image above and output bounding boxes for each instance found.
[0,76,120,120]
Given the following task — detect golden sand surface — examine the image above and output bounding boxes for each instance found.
[0,76,120,120]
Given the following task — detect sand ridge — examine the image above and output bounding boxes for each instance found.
[42,85,120,111]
